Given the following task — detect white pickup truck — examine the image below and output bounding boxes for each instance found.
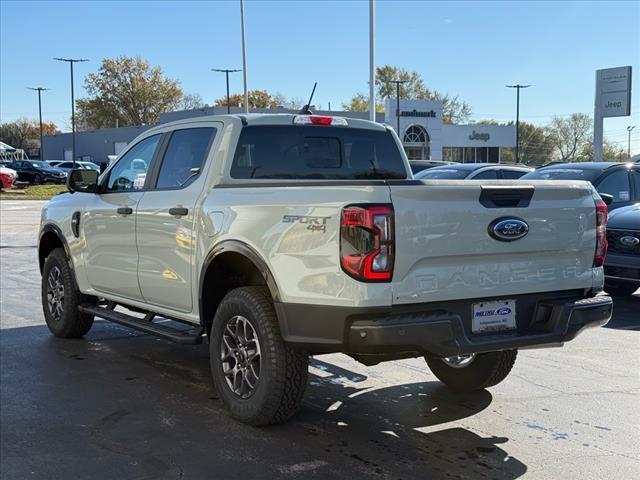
[39,114,612,425]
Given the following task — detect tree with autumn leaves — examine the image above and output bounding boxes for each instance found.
[0,118,59,151]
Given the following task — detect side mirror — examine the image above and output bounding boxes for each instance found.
[67,168,98,193]
[599,193,614,206]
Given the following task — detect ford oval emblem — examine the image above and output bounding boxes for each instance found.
[488,217,529,242]
[620,235,640,247]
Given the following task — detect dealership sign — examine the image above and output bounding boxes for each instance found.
[469,130,490,142]
[594,66,632,161]
[399,109,437,118]
[596,66,632,118]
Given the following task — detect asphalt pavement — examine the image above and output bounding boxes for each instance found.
[1,200,639,480]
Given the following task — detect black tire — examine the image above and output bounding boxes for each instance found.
[209,286,308,426]
[426,350,517,391]
[605,282,638,297]
[33,174,42,185]
[41,248,94,338]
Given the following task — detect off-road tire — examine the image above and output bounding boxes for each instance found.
[426,350,517,391]
[41,248,94,338]
[209,286,308,426]
[605,281,638,297]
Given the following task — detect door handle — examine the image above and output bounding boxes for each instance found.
[117,207,133,215]
[169,207,189,216]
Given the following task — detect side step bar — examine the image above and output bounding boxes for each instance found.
[79,304,204,345]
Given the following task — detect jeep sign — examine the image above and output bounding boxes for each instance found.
[596,66,632,118]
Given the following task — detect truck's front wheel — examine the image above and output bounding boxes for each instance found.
[425,350,517,391]
[41,248,94,338]
[209,287,308,426]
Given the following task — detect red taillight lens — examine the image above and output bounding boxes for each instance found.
[593,198,608,267]
[340,205,394,282]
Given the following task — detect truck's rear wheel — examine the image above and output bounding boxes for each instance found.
[209,286,308,426]
[41,248,94,338]
[426,350,517,391]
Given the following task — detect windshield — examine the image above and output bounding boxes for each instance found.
[415,168,470,179]
[30,161,52,168]
[231,125,407,180]
[520,168,601,182]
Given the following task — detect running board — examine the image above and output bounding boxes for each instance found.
[79,304,204,345]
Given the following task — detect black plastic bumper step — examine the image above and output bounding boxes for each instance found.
[79,304,203,345]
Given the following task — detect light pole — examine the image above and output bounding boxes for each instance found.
[27,87,50,159]
[627,126,636,158]
[240,0,249,113]
[368,0,376,121]
[212,69,241,114]
[389,80,409,137]
[54,57,88,167]
[506,84,531,163]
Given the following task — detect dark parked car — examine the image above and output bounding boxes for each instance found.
[521,162,640,210]
[604,203,639,296]
[409,160,457,174]
[414,163,533,180]
[9,160,67,185]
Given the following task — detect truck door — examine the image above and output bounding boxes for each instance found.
[83,134,162,301]
[135,125,218,313]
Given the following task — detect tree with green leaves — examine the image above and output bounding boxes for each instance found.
[343,65,472,123]
[547,113,592,161]
[214,90,303,109]
[342,93,383,112]
[76,56,183,129]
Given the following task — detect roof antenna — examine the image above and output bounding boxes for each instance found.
[299,82,317,114]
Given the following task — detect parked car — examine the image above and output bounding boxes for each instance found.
[0,169,14,190]
[39,114,611,425]
[603,203,639,296]
[521,162,640,211]
[415,163,533,180]
[9,160,67,184]
[409,160,457,174]
[52,161,101,173]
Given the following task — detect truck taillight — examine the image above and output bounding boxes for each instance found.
[593,198,608,267]
[340,205,394,282]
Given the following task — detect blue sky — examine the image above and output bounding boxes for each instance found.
[1,0,639,153]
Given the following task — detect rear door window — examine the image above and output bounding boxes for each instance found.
[230,125,406,179]
[472,169,498,179]
[501,169,529,179]
[597,170,631,203]
[155,127,216,189]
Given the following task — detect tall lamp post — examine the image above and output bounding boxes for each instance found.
[27,87,50,160]
[389,80,409,137]
[506,84,531,163]
[211,69,241,114]
[54,57,88,167]
[627,126,636,158]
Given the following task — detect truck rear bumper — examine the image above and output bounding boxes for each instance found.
[275,290,612,358]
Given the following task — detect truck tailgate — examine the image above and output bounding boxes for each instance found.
[389,180,598,304]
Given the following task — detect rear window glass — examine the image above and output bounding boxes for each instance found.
[520,168,601,182]
[415,168,470,179]
[230,125,407,179]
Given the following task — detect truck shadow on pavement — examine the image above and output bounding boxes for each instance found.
[0,321,528,480]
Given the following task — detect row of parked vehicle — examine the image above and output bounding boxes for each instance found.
[409,159,640,296]
[0,159,100,188]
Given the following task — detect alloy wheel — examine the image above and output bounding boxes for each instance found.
[441,354,476,369]
[46,266,65,321]
[220,315,262,399]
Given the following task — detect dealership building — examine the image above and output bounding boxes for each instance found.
[43,99,516,165]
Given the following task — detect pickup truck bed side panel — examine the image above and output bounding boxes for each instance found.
[198,185,393,307]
